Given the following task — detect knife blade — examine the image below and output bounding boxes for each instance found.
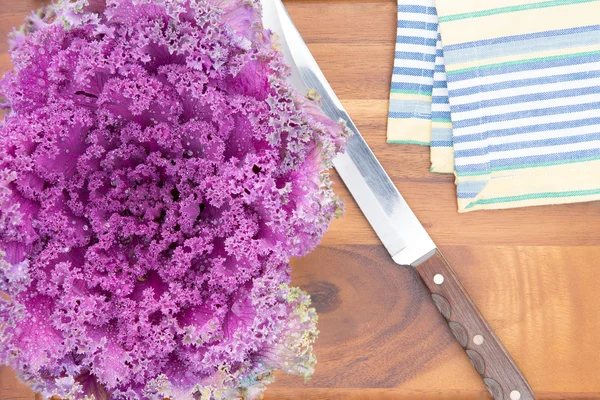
[266,4,435,266]
[264,1,536,399]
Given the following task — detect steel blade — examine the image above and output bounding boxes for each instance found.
[264,0,436,266]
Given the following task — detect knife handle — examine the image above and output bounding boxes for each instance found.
[416,250,535,400]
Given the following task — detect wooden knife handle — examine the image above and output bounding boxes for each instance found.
[416,250,535,400]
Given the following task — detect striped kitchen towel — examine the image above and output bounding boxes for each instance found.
[388,1,437,146]
[388,0,600,212]
[430,36,454,173]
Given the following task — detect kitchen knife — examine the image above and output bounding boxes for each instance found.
[264,1,536,399]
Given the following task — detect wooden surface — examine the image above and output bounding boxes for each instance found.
[1,0,600,399]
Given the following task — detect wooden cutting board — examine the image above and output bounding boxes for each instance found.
[1,1,599,399]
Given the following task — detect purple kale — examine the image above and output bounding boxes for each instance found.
[0,0,347,398]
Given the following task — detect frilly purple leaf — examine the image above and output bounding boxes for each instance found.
[0,0,348,398]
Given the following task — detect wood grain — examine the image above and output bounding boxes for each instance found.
[1,0,600,399]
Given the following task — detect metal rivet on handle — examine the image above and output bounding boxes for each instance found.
[510,390,521,400]
[433,274,444,285]
[473,334,484,346]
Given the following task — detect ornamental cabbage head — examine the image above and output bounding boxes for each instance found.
[0,0,347,398]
